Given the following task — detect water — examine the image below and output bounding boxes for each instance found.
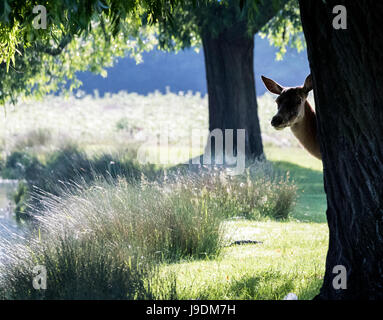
[0,180,27,260]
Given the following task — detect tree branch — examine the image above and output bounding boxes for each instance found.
[249,0,290,33]
[35,34,73,56]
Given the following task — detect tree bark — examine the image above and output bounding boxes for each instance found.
[201,28,264,161]
[299,0,383,299]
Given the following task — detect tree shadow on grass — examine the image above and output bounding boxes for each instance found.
[272,161,327,224]
[297,278,323,300]
[194,271,323,300]
[227,272,295,300]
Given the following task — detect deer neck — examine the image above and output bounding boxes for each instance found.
[290,101,322,160]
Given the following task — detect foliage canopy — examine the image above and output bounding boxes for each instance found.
[0,0,304,106]
[0,0,166,105]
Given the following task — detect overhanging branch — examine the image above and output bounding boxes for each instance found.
[35,34,73,56]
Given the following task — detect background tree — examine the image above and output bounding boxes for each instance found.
[156,0,304,160]
[299,0,383,299]
[1,0,304,161]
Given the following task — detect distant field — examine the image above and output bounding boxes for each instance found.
[0,91,208,159]
[0,90,315,159]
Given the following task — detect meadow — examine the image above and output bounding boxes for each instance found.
[0,90,328,300]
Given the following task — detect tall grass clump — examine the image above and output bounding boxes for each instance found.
[0,175,225,298]
[0,172,227,299]
[0,145,158,218]
[9,128,53,152]
[33,176,226,261]
[1,144,155,185]
[168,160,297,221]
[0,236,158,300]
[0,158,297,299]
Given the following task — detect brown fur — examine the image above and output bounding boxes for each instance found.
[290,101,321,160]
[261,75,322,160]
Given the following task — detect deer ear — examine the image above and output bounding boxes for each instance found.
[261,76,284,95]
[303,74,313,93]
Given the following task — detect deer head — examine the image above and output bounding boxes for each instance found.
[261,74,313,130]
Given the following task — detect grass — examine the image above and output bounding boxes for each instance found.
[265,147,326,223]
[0,91,328,300]
[0,237,160,300]
[1,145,297,223]
[0,91,208,160]
[0,91,313,163]
[0,159,298,299]
[159,221,327,300]
[0,172,225,299]
[154,146,328,300]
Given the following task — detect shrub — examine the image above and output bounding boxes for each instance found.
[39,146,151,190]
[167,160,297,221]
[0,158,297,299]
[3,146,297,223]
[33,176,226,261]
[13,181,30,220]
[11,128,53,151]
[1,146,158,216]
[0,236,157,300]
[2,151,43,181]
[115,117,130,131]
[0,173,226,299]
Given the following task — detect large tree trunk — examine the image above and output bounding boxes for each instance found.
[299,0,383,299]
[201,29,264,161]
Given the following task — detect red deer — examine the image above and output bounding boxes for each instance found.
[261,74,321,160]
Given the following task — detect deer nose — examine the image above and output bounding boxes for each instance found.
[271,116,283,127]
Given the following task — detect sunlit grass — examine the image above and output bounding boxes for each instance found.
[0,159,299,299]
[156,147,328,300]
[265,146,323,172]
[158,220,328,300]
[0,91,208,158]
[266,147,326,223]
